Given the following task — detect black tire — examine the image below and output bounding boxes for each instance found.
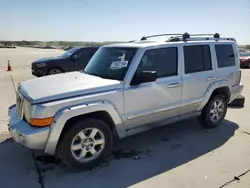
[47,68,63,75]
[229,95,245,107]
[198,95,227,129]
[58,118,113,170]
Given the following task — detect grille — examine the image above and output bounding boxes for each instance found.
[16,92,24,119]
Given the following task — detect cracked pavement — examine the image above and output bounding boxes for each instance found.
[1,47,250,188]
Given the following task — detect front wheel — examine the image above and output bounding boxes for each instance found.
[47,68,62,75]
[198,95,227,129]
[58,119,113,170]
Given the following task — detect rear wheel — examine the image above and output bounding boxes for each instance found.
[58,119,113,170]
[198,95,227,128]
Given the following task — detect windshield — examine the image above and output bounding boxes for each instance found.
[240,52,250,57]
[59,47,79,58]
[84,47,138,81]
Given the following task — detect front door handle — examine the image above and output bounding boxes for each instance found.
[206,76,215,81]
[168,82,180,88]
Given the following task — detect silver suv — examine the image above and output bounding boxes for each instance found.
[8,33,243,170]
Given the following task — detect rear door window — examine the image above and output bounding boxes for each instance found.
[215,44,236,68]
[184,45,212,74]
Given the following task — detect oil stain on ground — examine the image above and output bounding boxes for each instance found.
[111,149,142,160]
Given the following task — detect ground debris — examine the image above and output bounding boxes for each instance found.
[32,153,45,188]
[219,169,250,188]
[242,131,250,136]
[112,149,142,160]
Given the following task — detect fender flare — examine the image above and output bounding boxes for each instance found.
[44,100,125,155]
[197,79,231,111]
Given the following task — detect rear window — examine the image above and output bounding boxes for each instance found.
[215,44,236,68]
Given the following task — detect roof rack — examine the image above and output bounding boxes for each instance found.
[139,32,236,43]
[170,34,237,43]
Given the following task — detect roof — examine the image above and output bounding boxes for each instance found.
[104,39,236,48]
[104,33,237,48]
[104,40,166,48]
[78,46,99,49]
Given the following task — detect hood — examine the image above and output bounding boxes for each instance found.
[33,56,66,64]
[19,72,122,104]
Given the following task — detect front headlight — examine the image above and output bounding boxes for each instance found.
[36,63,47,68]
[23,98,32,122]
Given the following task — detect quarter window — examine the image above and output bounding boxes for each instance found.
[137,47,178,78]
[215,44,236,68]
[184,45,212,74]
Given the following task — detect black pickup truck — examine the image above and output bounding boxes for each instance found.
[31,47,99,77]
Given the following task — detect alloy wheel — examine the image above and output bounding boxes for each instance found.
[49,69,61,75]
[70,128,105,163]
[209,100,225,122]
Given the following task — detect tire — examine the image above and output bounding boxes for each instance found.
[229,95,245,107]
[58,118,113,170]
[47,68,63,75]
[198,95,227,129]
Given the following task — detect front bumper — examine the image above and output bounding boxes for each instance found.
[8,105,50,150]
[230,83,244,103]
[31,67,47,77]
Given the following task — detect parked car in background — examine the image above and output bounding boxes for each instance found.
[240,51,250,68]
[239,48,248,53]
[31,47,99,77]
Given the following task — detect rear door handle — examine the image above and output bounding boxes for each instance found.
[168,82,180,88]
[206,76,215,81]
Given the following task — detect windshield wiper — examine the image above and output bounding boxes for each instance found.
[83,71,104,78]
[83,71,118,80]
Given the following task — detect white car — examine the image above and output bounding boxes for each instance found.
[8,33,243,170]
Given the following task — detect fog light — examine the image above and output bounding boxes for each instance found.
[18,133,25,144]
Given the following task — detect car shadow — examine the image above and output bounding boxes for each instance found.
[33,118,239,188]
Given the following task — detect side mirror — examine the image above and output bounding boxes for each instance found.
[130,71,157,86]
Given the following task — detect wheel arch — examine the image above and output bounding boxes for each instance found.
[44,101,125,155]
[58,110,118,145]
[210,87,230,103]
[198,80,231,111]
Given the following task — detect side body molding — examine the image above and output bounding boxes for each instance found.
[197,79,231,111]
[44,100,125,155]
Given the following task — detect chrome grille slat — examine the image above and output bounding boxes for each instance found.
[16,92,24,119]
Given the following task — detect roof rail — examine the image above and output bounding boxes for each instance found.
[140,33,183,41]
[140,33,221,41]
[128,40,136,43]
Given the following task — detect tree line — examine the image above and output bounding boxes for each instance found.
[1,40,250,50]
[0,40,124,48]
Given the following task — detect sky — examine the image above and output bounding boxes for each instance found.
[0,0,250,44]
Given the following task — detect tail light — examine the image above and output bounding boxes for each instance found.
[235,70,241,85]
